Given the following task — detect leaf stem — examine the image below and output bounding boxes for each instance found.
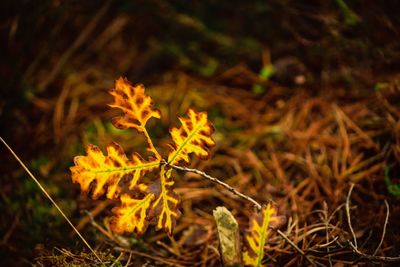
[142,125,161,160]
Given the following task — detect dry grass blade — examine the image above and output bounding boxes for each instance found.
[373,200,389,256]
[345,183,358,248]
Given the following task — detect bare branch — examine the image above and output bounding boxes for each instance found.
[349,243,400,263]
[164,161,262,211]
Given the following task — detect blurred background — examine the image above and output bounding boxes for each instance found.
[1,0,400,266]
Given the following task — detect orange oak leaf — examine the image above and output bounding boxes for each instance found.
[243,204,286,267]
[149,166,181,234]
[109,77,161,132]
[109,77,162,159]
[168,109,215,165]
[110,193,155,235]
[70,142,159,200]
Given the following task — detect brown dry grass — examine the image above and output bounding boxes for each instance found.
[25,71,400,266]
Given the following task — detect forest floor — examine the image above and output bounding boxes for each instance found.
[1,1,400,266]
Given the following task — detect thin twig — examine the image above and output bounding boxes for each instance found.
[345,183,357,248]
[0,136,105,266]
[315,236,339,248]
[165,161,262,211]
[349,243,400,263]
[373,199,389,256]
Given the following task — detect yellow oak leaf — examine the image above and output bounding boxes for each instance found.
[109,77,161,132]
[243,204,286,267]
[168,109,215,165]
[149,166,181,234]
[110,193,155,235]
[70,142,159,200]
[71,78,218,236]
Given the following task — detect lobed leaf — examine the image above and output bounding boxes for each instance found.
[109,77,161,132]
[110,193,155,235]
[168,109,215,165]
[70,142,159,200]
[149,166,181,234]
[243,204,286,267]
